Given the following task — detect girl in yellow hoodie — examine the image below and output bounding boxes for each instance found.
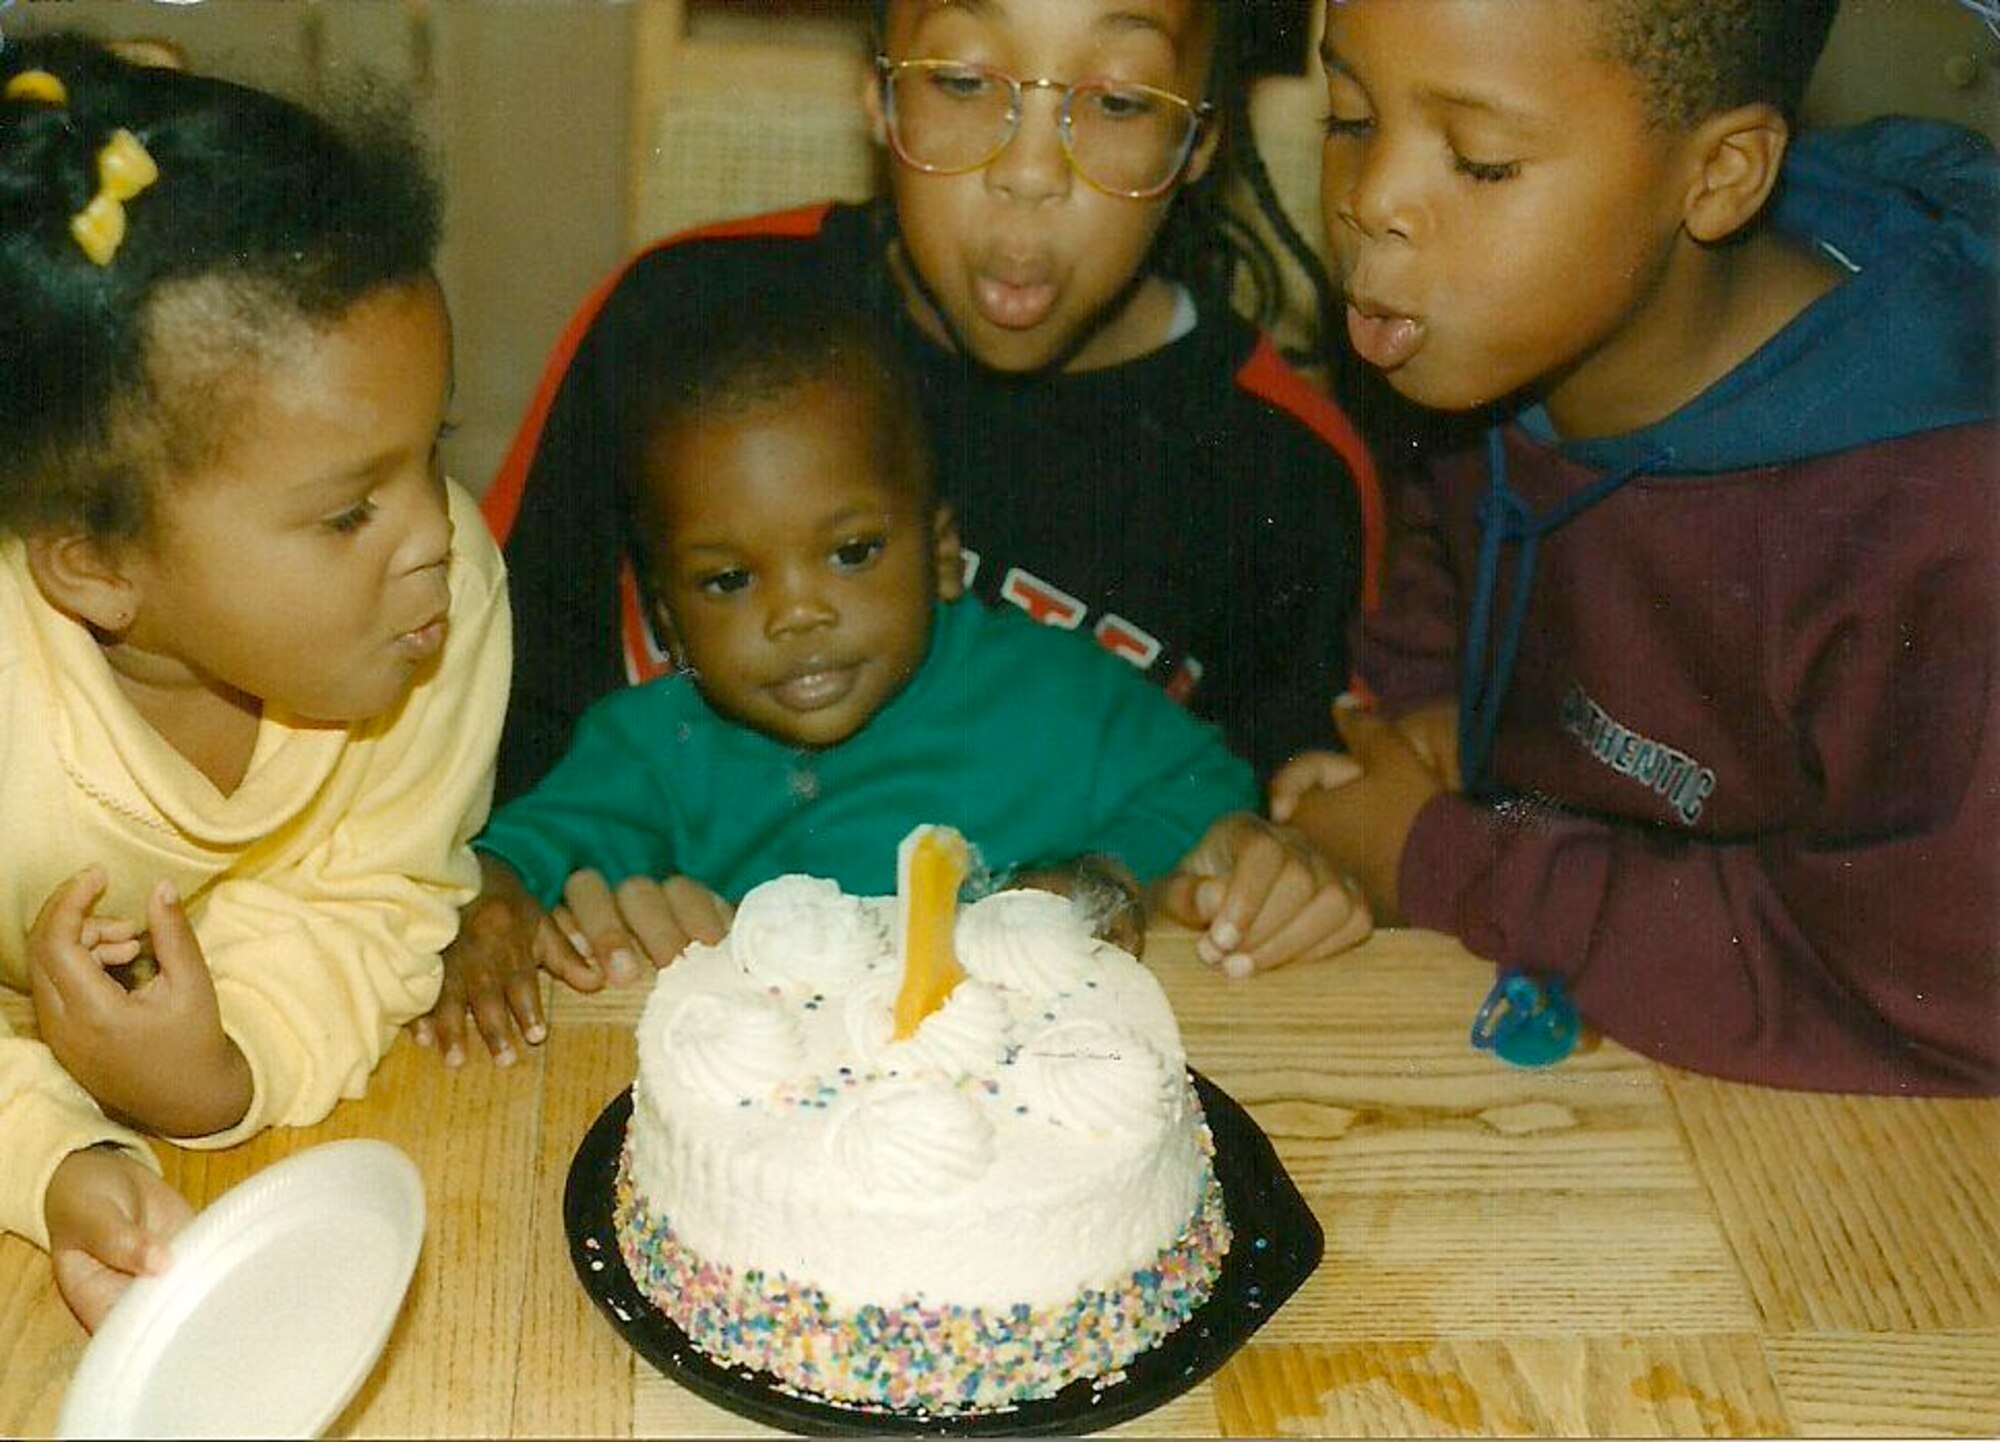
[0,34,510,1328]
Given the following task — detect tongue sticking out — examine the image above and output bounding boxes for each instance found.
[892,824,970,1040]
[975,276,1058,330]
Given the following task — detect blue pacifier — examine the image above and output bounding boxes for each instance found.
[1469,971,1581,1067]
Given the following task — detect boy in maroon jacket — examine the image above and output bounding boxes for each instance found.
[1278,0,1997,1093]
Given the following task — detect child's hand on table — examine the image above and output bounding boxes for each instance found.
[29,869,252,1137]
[1151,812,1373,977]
[549,870,734,982]
[44,1143,192,1333]
[419,854,582,1067]
[1272,698,1449,923]
[421,860,736,1067]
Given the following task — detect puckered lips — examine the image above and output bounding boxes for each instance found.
[1346,297,1425,370]
[394,610,449,662]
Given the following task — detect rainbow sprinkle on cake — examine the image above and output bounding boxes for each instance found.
[612,1137,1230,1414]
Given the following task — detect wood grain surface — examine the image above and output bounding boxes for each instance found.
[2,927,1993,1438]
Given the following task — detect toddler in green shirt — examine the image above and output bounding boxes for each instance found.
[424,299,1370,1065]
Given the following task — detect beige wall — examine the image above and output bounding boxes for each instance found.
[422,3,632,494]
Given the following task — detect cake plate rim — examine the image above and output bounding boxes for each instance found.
[563,1069,1323,1437]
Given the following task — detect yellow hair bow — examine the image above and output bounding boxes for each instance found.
[3,69,69,105]
[70,128,159,267]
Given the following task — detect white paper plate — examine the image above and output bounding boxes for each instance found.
[58,1139,425,1440]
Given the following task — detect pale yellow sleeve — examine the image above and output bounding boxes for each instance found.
[173,483,512,1148]
[0,1017,159,1251]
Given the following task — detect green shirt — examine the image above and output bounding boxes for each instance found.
[476,597,1255,903]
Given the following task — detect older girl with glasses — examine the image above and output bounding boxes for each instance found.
[444,0,1384,1063]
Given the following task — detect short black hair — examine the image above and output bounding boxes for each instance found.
[0,31,442,539]
[1601,0,1843,130]
[622,294,933,514]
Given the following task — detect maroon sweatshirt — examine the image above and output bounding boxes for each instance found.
[1362,421,1997,1095]
[1354,120,1998,1095]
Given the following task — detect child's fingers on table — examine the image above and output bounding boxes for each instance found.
[1220,855,1332,962]
[423,975,471,1064]
[661,875,732,948]
[1146,870,1216,935]
[467,982,526,1066]
[1237,881,1374,976]
[1198,825,1296,960]
[535,914,605,992]
[503,964,548,1047]
[549,903,594,963]
[561,870,646,984]
[609,876,691,970]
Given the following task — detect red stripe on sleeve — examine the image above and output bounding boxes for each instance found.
[1233,336,1388,612]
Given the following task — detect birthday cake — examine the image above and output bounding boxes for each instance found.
[612,827,1230,1414]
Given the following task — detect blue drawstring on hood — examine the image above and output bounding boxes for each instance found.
[1459,428,1672,794]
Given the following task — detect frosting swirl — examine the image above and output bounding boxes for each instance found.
[829,1077,995,1195]
[955,888,1103,996]
[893,978,1012,1080]
[1012,1019,1179,1135]
[729,875,885,991]
[842,976,1012,1080]
[662,987,802,1105]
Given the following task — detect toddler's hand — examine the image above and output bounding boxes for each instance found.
[416,854,582,1067]
[45,1144,193,1333]
[555,869,733,983]
[1153,812,1372,977]
[1009,855,1147,957]
[29,870,250,1137]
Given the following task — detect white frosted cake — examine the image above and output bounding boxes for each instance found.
[613,834,1229,1414]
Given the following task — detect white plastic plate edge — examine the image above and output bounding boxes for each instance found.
[56,1138,425,1440]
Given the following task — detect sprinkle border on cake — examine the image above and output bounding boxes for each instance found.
[612,1125,1232,1415]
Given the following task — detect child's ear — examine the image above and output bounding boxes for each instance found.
[931,504,965,602]
[1181,109,1224,189]
[1681,102,1791,245]
[862,67,891,151]
[24,531,142,636]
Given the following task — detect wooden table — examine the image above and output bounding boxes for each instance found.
[3,928,1995,1438]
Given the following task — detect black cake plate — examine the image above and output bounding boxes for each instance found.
[564,1071,1323,1436]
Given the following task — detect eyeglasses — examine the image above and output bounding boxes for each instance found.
[875,56,1214,200]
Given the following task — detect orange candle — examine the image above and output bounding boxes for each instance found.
[891,824,969,1040]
